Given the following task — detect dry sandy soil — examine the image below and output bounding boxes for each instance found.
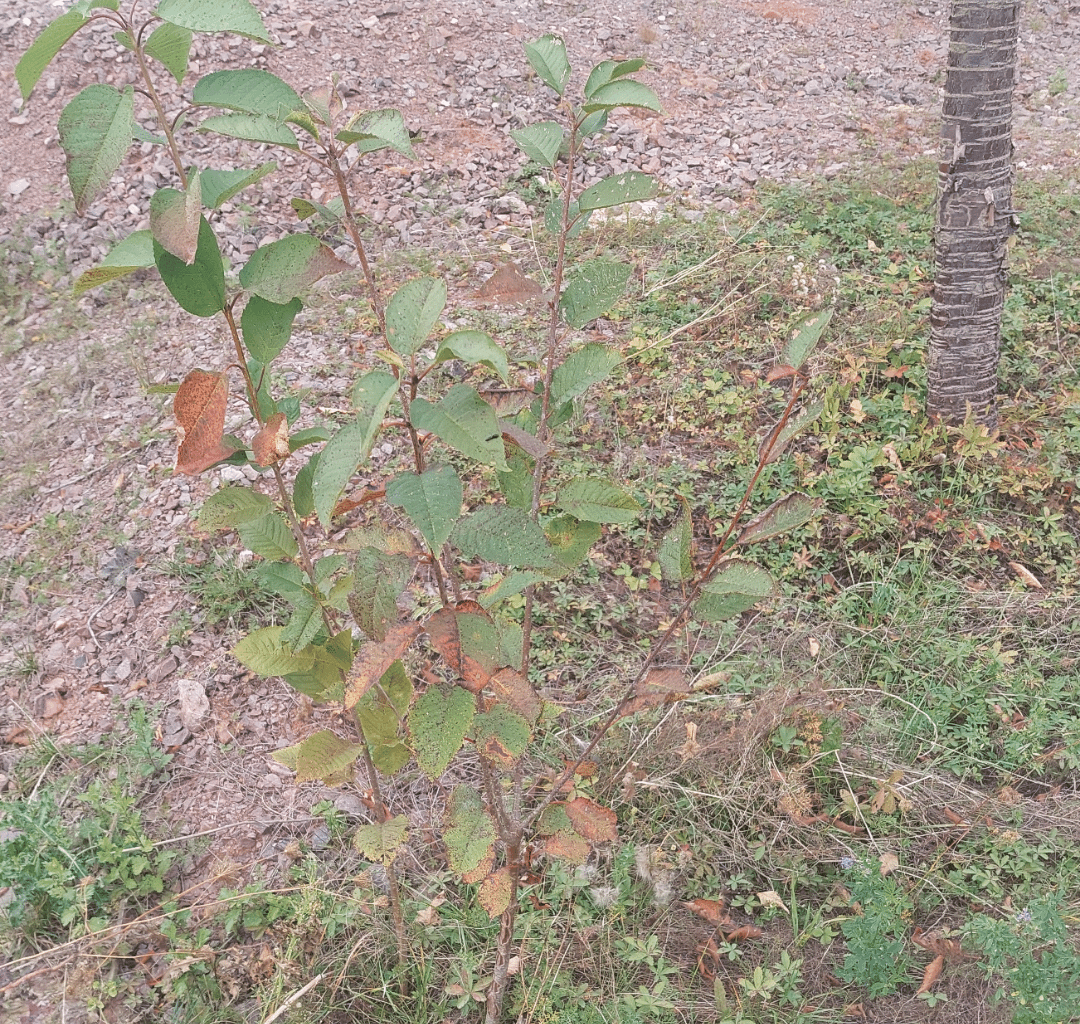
[0,0,1078,1020]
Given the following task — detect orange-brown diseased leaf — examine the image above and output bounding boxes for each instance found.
[722,924,764,942]
[478,867,513,918]
[616,667,690,721]
[460,848,496,885]
[916,954,944,995]
[765,363,799,383]
[488,667,541,724]
[544,830,589,864]
[425,602,505,689]
[684,898,731,928]
[173,369,239,474]
[343,621,421,708]
[565,797,617,844]
[252,412,290,466]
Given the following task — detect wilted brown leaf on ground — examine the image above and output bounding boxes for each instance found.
[915,953,944,994]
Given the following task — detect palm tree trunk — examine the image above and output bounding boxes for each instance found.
[926,0,1020,428]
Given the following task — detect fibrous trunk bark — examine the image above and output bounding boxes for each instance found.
[926,0,1020,428]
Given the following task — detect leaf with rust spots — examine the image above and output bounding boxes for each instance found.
[565,797,617,843]
[545,830,589,864]
[252,412,289,466]
[488,667,541,724]
[425,602,506,688]
[616,667,690,721]
[343,621,421,708]
[478,867,513,918]
[173,369,239,474]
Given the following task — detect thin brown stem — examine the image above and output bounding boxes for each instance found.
[358,734,410,996]
[520,120,581,672]
[524,377,810,830]
[128,23,187,186]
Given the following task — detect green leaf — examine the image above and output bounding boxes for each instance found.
[154,216,225,317]
[150,177,201,263]
[578,108,609,138]
[351,368,400,457]
[559,260,631,328]
[452,506,557,569]
[253,561,306,602]
[549,343,621,406]
[200,161,276,207]
[385,277,446,356]
[544,195,591,238]
[434,331,509,384]
[293,451,318,517]
[337,108,416,158]
[761,397,825,465]
[354,815,409,866]
[578,171,657,212]
[555,479,639,525]
[472,705,530,766]
[523,34,571,96]
[57,85,135,214]
[241,294,302,363]
[385,465,463,552]
[545,514,601,568]
[584,58,648,98]
[478,570,553,609]
[350,547,413,641]
[73,230,155,295]
[290,196,341,223]
[410,685,475,779]
[288,730,364,783]
[411,385,508,471]
[496,453,533,510]
[16,8,89,102]
[443,785,496,875]
[311,421,366,529]
[658,499,693,582]
[510,121,563,168]
[694,558,777,623]
[233,626,315,676]
[193,69,303,119]
[240,234,349,304]
[199,113,298,148]
[736,493,820,547]
[236,512,299,561]
[782,309,832,372]
[198,485,271,530]
[283,630,353,701]
[280,593,323,651]
[581,79,661,113]
[155,0,270,42]
[144,21,191,84]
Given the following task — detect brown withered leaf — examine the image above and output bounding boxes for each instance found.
[343,621,421,708]
[252,412,290,467]
[616,667,691,721]
[479,386,536,417]
[476,262,543,303]
[488,667,542,724]
[915,954,944,995]
[478,867,513,919]
[173,369,239,475]
[544,830,590,865]
[722,924,764,942]
[499,420,550,459]
[684,898,731,928]
[765,363,799,383]
[564,797,617,844]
